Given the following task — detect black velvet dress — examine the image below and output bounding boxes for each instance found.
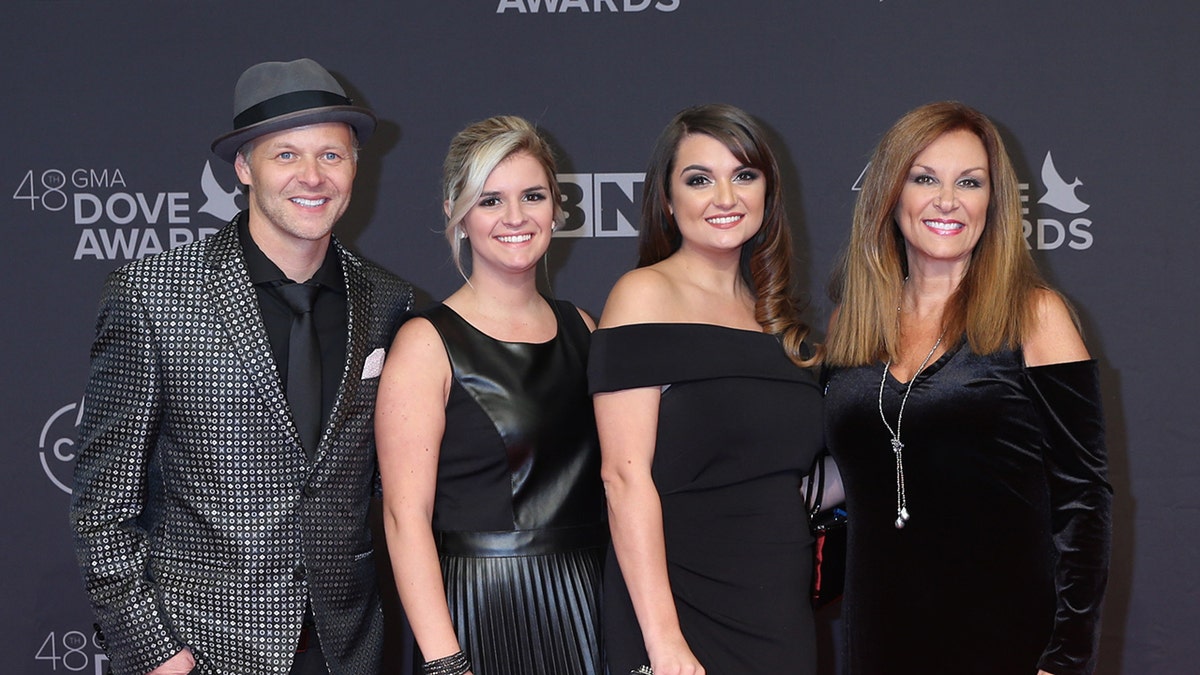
[418,300,606,675]
[824,343,1111,675]
[588,323,822,675]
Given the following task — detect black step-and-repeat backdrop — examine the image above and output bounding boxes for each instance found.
[5,2,1197,673]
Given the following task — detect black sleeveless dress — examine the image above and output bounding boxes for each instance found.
[588,323,822,675]
[824,344,1111,675]
[418,300,606,675]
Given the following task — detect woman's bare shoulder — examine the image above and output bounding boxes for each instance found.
[1023,288,1090,366]
[598,266,678,328]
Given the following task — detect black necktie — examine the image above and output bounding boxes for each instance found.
[278,282,322,460]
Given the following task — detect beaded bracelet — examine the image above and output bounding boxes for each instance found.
[421,650,471,675]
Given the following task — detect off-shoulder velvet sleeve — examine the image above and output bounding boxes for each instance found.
[588,323,811,394]
[1025,359,1112,675]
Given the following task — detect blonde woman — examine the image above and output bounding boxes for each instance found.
[377,116,605,675]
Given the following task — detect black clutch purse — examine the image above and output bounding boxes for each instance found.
[804,449,847,609]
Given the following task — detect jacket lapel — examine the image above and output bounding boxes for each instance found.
[318,240,372,461]
[204,219,306,454]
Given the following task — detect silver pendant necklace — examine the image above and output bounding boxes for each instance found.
[878,331,944,529]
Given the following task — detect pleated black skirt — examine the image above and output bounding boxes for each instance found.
[430,527,606,675]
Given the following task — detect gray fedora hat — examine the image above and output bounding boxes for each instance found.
[211,58,376,163]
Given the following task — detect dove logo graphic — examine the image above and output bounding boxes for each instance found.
[1038,152,1089,214]
[1022,151,1093,251]
[199,160,242,221]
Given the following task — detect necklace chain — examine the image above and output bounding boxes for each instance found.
[878,331,944,529]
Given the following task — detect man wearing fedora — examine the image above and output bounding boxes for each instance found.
[70,58,411,675]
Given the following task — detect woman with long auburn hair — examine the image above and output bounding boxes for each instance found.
[590,103,822,675]
[824,101,1111,675]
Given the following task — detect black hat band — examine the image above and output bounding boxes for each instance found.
[233,90,354,130]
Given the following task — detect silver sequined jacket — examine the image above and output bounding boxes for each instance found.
[70,216,412,675]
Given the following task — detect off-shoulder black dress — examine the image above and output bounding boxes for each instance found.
[824,343,1111,675]
[589,323,823,674]
[418,300,606,675]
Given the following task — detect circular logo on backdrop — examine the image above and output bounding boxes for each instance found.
[39,399,84,494]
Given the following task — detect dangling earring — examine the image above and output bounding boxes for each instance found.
[458,225,467,240]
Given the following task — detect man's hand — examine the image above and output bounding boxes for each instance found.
[147,648,195,674]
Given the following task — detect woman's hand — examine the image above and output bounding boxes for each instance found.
[647,634,705,675]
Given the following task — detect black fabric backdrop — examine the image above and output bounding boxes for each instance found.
[5,2,1196,672]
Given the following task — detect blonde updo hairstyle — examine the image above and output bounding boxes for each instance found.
[442,115,564,280]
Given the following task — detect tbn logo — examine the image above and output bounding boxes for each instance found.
[556,173,644,238]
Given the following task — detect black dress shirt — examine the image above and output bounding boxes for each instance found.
[238,214,348,440]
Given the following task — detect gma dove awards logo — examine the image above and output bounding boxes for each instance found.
[11,162,241,260]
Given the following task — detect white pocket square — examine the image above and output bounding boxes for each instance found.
[361,348,385,380]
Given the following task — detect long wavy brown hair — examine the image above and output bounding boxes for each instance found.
[826,101,1051,367]
[639,103,816,367]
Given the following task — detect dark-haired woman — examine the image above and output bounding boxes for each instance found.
[590,104,822,675]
